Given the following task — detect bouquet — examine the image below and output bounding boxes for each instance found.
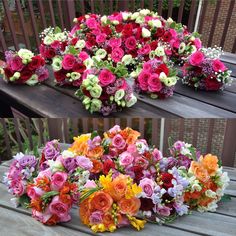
[39,27,69,62]
[182,47,232,90]
[3,153,38,207]
[79,173,146,232]
[133,59,178,99]
[2,49,49,85]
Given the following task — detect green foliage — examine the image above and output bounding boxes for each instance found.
[220,194,231,202]
[19,194,31,209]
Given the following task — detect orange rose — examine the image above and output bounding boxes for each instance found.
[184,191,202,202]
[90,191,113,212]
[87,146,104,159]
[201,154,219,176]
[118,197,141,216]
[91,159,103,174]
[69,141,88,155]
[79,198,91,225]
[103,212,115,227]
[190,161,210,183]
[198,197,214,207]
[109,175,128,201]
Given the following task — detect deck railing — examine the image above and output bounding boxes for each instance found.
[0,0,236,56]
[0,118,236,167]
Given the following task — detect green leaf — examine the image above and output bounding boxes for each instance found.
[220,194,231,202]
[68,46,79,55]
[79,187,102,204]
[54,26,62,34]
[91,131,99,140]
[19,194,31,209]
[41,191,59,201]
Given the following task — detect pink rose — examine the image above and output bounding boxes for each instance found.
[143,62,152,71]
[51,172,68,191]
[108,125,121,133]
[212,59,226,72]
[111,47,124,63]
[62,54,76,70]
[169,29,177,39]
[86,17,98,29]
[189,51,204,66]
[155,205,171,216]
[96,33,107,44]
[98,69,116,86]
[125,36,137,50]
[119,151,134,167]
[138,44,151,55]
[51,40,60,49]
[32,208,52,224]
[10,56,24,71]
[148,74,162,92]
[79,51,89,61]
[37,168,52,178]
[139,178,155,198]
[84,180,97,188]
[137,70,151,91]
[27,186,45,200]
[109,38,122,48]
[76,156,93,170]
[152,148,163,162]
[112,134,126,150]
[194,38,202,49]
[11,180,25,196]
[49,196,71,221]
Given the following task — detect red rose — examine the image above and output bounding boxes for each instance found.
[162,31,172,42]
[102,25,112,35]
[205,77,222,91]
[156,64,169,75]
[122,23,133,37]
[73,63,86,73]
[51,40,60,49]
[45,47,56,59]
[54,70,67,83]
[150,41,158,50]
[155,27,164,37]
[132,166,144,181]
[161,173,174,189]
[20,68,33,83]
[62,54,76,70]
[28,55,45,70]
[4,67,14,78]
[115,24,124,33]
[140,198,154,211]
[70,38,78,46]
[61,41,68,52]
[103,160,115,175]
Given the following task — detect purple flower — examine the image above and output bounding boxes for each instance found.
[62,157,78,173]
[43,140,60,160]
[76,156,93,170]
[18,155,37,168]
[154,204,171,217]
[89,211,103,224]
[173,141,184,151]
[173,202,189,216]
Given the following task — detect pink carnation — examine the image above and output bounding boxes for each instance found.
[137,70,151,91]
[98,69,116,86]
[212,59,226,72]
[148,74,162,92]
[138,44,151,55]
[111,47,124,63]
[189,51,204,66]
[27,186,45,200]
[96,33,107,44]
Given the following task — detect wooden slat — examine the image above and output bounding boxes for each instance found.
[79,0,85,15]
[0,26,7,51]
[2,0,19,50]
[163,119,171,156]
[233,37,236,53]
[71,118,79,137]
[198,0,208,34]
[103,118,110,131]
[57,0,65,29]
[63,118,70,143]
[130,0,135,12]
[48,0,56,27]
[187,0,197,31]
[63,0,76,29]
[151,118,159,147]
[92,118,99,131]
[82,118,88,133]
[148,0,154,10]
[47,119,64,141]
[138,118,145,138]
[90,0,95,13]
[109,0,113,13]
[37,0,47,29]
[27,0,40,48]
[207,0,221,47]
[177,0,185,23]
[98,0,104,15]
[168,0,173,18]
[15,0,31,49]
[220,0,235,48]
[140,0,145,8]
[158,0,163,15]
[0,119,12,159]
[222,119,236,167]
[115,118,120,126]
[25,118,33,150]
[34,118,44,146]
[13,118,23,152]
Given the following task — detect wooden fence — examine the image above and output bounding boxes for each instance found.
[0,0,236,56]
[0,118,236,167]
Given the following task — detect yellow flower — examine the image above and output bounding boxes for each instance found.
[68,134,90,155]
[128,216,146,231]
[108,225,116,232]
[131,183,142,196]
[99,174,112,189]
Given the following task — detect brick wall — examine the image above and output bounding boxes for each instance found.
[199,0,236,52]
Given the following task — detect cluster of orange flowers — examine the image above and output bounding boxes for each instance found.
[79,173,146,233]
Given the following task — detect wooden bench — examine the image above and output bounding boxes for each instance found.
[0,54,236,118]
[0,159,236,236]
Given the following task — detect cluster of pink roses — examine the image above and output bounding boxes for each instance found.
[182,49,232,90]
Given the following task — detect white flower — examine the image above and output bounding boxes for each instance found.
[13,152,25,161]
[121,54,132,65]
[84,58,94,69]
[112,20,119,25]
[95,49,107,59]
[70,72,81,81]
[55,32,67,41]
[159,72,167,81]
[140,9,150,16]
[52,56,62,71]
[75,39,86,49]
[142,27,151,38]
[122,12,131,21]
[181,147,191,155]
[135,16,144,24]
[18,49,34,60]
[48,160,64,172]
[148,19,162,28]
[115,89,125,102]
[43,35,54,45]
[178,42,186,54]
[131,12,139,20]
[101,15,108,24]
[126,94,137,107]
[26,74,39,86]
[167,17,174,24]
[61,150,76,159]
[155,46,165,56]
[13,72,20,79]
[10,197,20,208]
[205,190,216,198]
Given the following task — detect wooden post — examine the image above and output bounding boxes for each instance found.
[47,119,64,141]
[222,119,236,167]
[63,0,76,30]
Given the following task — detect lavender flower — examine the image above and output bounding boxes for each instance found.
[43,140,61,160]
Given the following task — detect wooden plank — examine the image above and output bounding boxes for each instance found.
[151,118,159,147]
[57,0,65,29]
[177,0,185,23]
[174,81,236,114]
[37,0,47,29]
[13,118,23,152]
[198,0,208,34]
[168,0,173,18]
[192,119,199,146]
[48,0,56,27]
[47,119,64,141]
[158,0,163,15]
[25,118,33,150]
[187,0,197,31]
[0,119,12,159]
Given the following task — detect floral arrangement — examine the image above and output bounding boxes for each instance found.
[79,173,146,232]
[39,27,69,62]
[3,152,38,207]
[3,126,230,231]
[2,49,49,85]
[182,47,232,90]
